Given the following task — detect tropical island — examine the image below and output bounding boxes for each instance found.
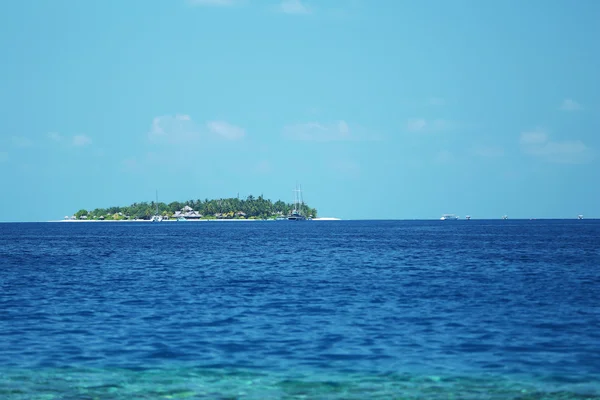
[66,195,318,221]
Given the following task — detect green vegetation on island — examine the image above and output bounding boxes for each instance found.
[72,195,317,221]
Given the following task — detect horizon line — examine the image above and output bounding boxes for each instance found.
[0,217,598,223]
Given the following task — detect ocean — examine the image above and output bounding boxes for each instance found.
[1,220,599,399]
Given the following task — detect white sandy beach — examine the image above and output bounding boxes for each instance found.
[52,217,341,222]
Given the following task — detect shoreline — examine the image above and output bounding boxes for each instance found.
[4,218,594,223]
[49,217,342,223]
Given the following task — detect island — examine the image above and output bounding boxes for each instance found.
[64,195,318,221]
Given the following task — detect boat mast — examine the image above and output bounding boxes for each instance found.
[293,183,302,214]
[155,190,159,216]
[299,184,304,214]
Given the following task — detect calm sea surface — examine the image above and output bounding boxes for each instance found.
[1,220,599,399]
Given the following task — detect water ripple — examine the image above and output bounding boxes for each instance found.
[1,220,599,396]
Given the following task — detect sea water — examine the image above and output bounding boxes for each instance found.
[1,220,599,399]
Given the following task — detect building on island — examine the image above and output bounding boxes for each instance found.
[173,205,202,220]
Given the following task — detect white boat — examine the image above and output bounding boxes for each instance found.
[465,215,471,220]
[578,215,583,220]
[151,190,163,222]
[288,184,307,221]
[502,215,508,220]
[440,214,459,220]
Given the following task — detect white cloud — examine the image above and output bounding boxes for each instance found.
[187,0,235,6]
[207,121,245,140]
[148,115,245,144]
[149,114,200,144]
[11,136,33,148]
[406,118,451,133]
[279,0,310,14]
[560,98,581,111]
[72,135,92,147]
[47,132,93,148]
[283,120,366,142]
[520,128,592,163]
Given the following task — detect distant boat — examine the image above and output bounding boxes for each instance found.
[502,215,508,220]
[440,214,459,220]
[578,215,583,220]
[465,215,471,220]
[150,190,163,222]
[288,184,307,221]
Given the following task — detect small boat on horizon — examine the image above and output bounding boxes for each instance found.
[578,215,583,220]
[150,190,163,222]
[440,214,459,220]
[288,184,308,221]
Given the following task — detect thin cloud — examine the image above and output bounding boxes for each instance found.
[560,98,581,111]
[72,135,92,147]
[149,114,200,144]
[329,159,360,178]
[48,132,63,142]
[406,119,427,132]
[48,132,92,148]
[254,160,272,174]
[121,158,143,174]
[434,150,454,164]
[472,145,504,158]
[406,118,451,133]
[279,0,311,14]
[283,120,373,142]
[520,129,547,145]
[11,136,33,148]
[149,115,246,144]
[207,121,245,140]
[428,97,446,106]
[520,128,592,164]
[187,0,236,6]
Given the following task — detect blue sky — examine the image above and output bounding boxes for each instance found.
[1,0,599,221]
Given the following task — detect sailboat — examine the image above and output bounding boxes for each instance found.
[150,190,163,222]
[288,184,307,221]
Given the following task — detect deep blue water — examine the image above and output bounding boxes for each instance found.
[1,220,599,399]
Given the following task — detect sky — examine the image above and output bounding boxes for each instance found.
[0,0,599,221]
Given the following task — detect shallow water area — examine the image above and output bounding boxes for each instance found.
[1,366,599,399]
[1,220,599,398]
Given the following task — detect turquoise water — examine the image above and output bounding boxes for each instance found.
[1,367,598,399]
[1,220,599,398]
